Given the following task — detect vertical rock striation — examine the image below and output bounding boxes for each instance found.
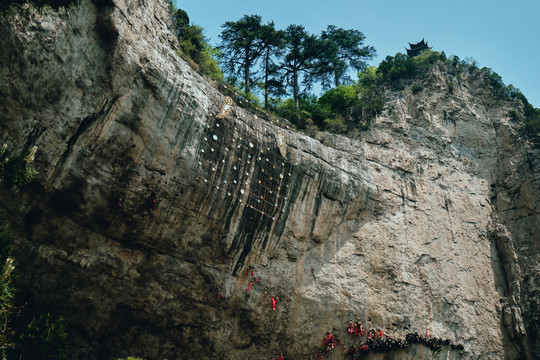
[0,1,538,359]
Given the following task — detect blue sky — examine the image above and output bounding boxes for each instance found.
[174,0,540,108]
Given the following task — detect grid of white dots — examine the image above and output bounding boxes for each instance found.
[196,117,291,221]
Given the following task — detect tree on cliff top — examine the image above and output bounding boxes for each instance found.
[169,1,223,81]
[279,24,320,110]
[257,22,286,109]
[311,25,376,89]
[218,15,271,95]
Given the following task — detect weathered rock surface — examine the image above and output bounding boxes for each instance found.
[0,1,538,359]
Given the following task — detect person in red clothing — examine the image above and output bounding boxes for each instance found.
[355,321,364,336]
[348,320,354,334]
[322,331,335,352]
[272,296,278,310]
[322,331,333,345]
[247,281,254,291]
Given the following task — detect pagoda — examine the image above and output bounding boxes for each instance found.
[406,39,431,57]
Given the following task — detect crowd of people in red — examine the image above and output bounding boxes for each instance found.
[305,318,464,359]
[215,265,466,359]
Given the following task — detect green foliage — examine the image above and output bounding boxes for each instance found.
[170,6,190,38]
[16,313,68,360]
[169,1,223,82]
[0,145,37,190]
[0,226,15,357]
[376,50,446,86]
[318,85,357,114]
[482,67,505,95]
[375,49,540,147]
[377,53,415,84]
[499,81,540,147]
[275,98,310,129]
[311,25,376,89]
[447,81,455,94]
[411,83,424,94]
[280,24,320,108]
[508,110,520,121]
[354,66,384,127]
[323,116,347,134]
[257,23,286,108]
[521,115,540,147]
[218,14,269,94]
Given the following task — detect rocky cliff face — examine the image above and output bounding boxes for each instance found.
[0,1,538,359]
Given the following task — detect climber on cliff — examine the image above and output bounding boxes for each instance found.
[348,319,353,334]
[348,344,357,356]
[247,281,254,291]
[113,192,122,211]
[322,331,335,351]
[147,191,158,209]
[333,333,345,352]
[272,296,278,310]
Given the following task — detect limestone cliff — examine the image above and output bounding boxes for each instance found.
[0,1,538,359]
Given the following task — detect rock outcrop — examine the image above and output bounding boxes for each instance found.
[0,1,538,359]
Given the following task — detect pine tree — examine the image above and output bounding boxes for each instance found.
[280,25,319,110]
[257,22,286,109]
[312,25,376,89]
[219,15,268,95]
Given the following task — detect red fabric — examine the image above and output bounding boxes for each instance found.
[247,282,253,291]
[251,271,254,277]
[379,330,383,337]
[272,297,277,310]
[323,333,333,345]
